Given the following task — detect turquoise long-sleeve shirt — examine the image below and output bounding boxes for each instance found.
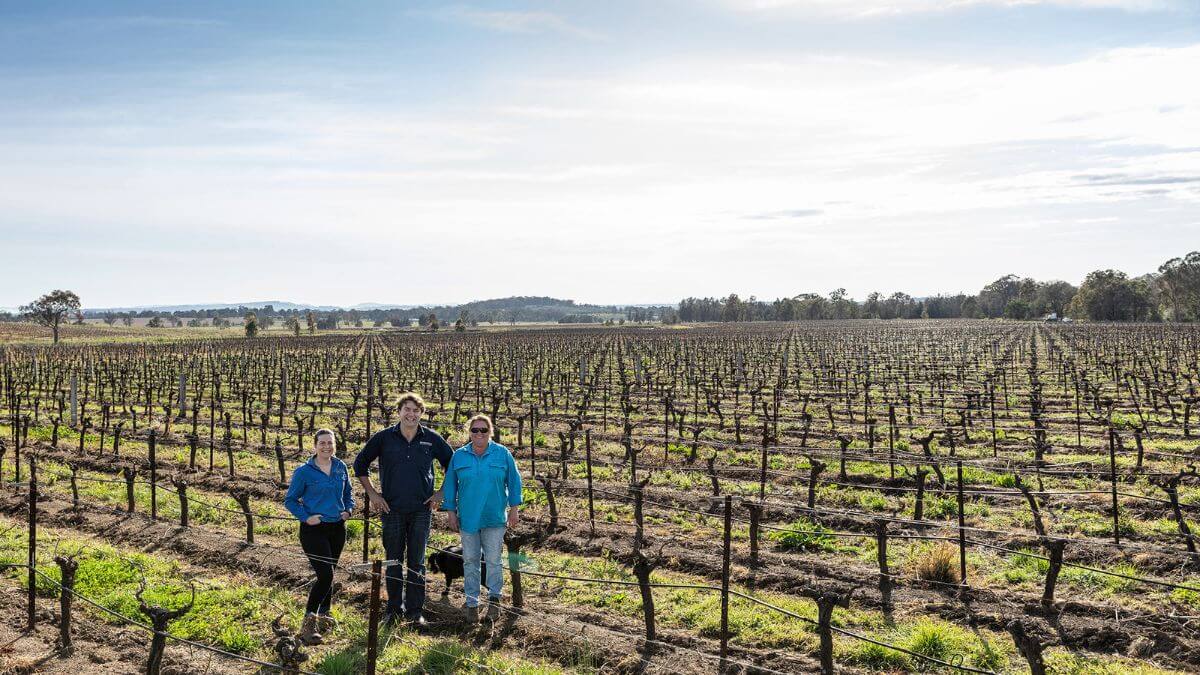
[442,441,522,534]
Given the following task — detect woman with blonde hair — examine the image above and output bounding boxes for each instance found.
[442,414,522,622]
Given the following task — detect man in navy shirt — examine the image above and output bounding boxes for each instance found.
[354,392,453,627]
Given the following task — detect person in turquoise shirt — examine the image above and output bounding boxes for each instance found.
[442,414,522,622]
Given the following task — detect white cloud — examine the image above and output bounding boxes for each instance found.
[3,34,1198,303]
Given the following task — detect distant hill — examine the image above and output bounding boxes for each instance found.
[70,296,672,324]
[85,300,341,314]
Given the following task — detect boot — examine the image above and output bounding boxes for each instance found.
[465,605,479,623]
[299,613,324,646]
[485,599,500,621]
[316,614,337,633]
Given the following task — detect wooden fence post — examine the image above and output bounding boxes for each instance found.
[875,519,892,614]
[361,500,371,563]
[366,560,382,675]
[506,534,528,610]
[585,429,595,536]
[148,429,157,520]
[1108,429,1121,546]
[719,495,732,662]
[957,461,968,592]
[27,455,37,631]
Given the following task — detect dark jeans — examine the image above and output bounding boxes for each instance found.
[298,520,346,615]
[381,509,432,619]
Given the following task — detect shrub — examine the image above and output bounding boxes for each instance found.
[912,543,960,585]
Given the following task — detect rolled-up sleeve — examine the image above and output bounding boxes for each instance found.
[506,452,522,507]
[442,457,459,512]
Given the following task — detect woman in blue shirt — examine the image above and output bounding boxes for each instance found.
[284,428,355,645]
[443,414,522,622]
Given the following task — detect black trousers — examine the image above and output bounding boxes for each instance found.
[299,520,346,614]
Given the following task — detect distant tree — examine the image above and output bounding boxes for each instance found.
[829,288,855,319]
[306,311,316,334]
[20,289,81,344]
[1034,280,1077,317]
[1004,299,1033,320]
[121,316,133,327]
[187,318,204,327]
[285,316,301,336]
[147,317,164,328]
[977,275,1027,318]
[960,296,982,319]
[258,315,274,330]
[102,313,117,326]
[1157,252,1200,321]
[244,312,259,338]
[72,310,85,325]
[429,315,440,331]
[1069,269,1157,321]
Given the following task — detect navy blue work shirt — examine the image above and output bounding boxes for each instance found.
[353,424,453,512]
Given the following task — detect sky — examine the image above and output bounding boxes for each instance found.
[1,0,1198,309]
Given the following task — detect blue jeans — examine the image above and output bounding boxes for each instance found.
[381,509,432,619]
[461,527,505,607]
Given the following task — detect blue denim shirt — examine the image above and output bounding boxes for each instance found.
[442,441,522,534]
[284,456,356,522]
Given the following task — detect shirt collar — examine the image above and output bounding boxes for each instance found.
[462,440,498,457]
[393,423,426,441]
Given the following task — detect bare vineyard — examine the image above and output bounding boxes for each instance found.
[2,321,1200,674]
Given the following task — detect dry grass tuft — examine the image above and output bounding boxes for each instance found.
[913,543,961,585]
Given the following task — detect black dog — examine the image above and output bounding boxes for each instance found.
[428,546,489,597]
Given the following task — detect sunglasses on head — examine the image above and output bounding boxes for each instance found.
[470,427,490,434]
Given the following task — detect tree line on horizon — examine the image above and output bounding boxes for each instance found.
[678,251,1200,323]
[7,253,1198,341]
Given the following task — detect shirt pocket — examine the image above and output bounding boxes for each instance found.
[486,459,508,483]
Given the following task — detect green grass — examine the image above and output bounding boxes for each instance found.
[0,517,583,673]
[1043,648,1188,674]
[0,520,285,655]
[770,517,842,553]
[842,617,1012,672]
